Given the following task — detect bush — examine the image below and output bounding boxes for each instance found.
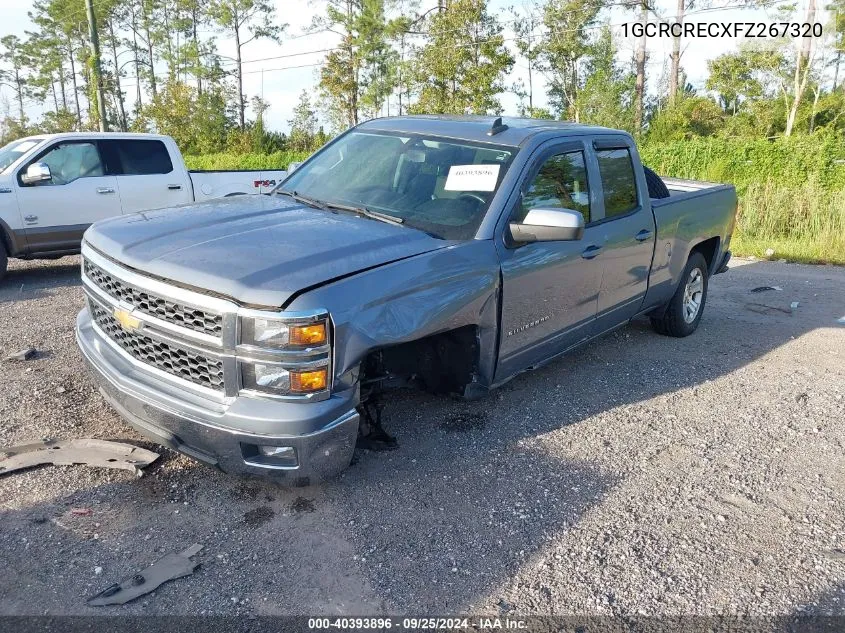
[640,133,845,265]
[640,133,845,193]
[184,151,311,171]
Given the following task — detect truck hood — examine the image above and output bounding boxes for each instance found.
[84,194,450,307]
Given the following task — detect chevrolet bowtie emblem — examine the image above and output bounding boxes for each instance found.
[113,308,141,332]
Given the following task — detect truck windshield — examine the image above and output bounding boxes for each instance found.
[0,138,43,173]
[279,131,517,240]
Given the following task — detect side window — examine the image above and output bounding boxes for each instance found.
[110,140,174,175]
[596,148,638,218]
[519,151,590,223]
[26,142,104,186]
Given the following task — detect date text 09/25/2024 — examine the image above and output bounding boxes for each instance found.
[307,617,529,630]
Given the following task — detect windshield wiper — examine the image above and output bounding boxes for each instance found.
[323,201,404,225]
[276,189,328,211]
[277,190,404,225]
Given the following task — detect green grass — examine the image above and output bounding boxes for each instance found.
[732,181,845,265]
[184,151,310,171]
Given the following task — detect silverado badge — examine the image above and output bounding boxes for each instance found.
[113,308,141,333]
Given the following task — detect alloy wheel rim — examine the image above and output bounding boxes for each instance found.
[682,268,704,323]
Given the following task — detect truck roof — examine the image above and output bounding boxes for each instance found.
[14,131,172,143]
[359,115,625,147]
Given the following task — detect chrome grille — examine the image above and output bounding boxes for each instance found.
[84,260,223,337]
[90,302,225,391]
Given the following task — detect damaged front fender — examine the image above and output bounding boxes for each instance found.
[287,240,502,389]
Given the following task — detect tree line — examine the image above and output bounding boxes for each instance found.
[1,0,843,155]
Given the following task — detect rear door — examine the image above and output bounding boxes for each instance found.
[591,139,656,332]
[495,139,604,380]
[14,139,120,252]
[102,139,192,213]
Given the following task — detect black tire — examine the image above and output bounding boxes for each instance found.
[643,165,670,199]
[0,245,7,283]
[650,252,709,337]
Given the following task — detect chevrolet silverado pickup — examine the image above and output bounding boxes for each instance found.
[76,116,737,484]
[0,132,288,279]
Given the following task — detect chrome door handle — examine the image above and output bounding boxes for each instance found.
[581,245,603,259]
[635,229,653,242]
[24,214,38,223]
[97,187,115,194]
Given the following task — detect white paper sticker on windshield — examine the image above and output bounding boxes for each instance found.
[444,164,501,192]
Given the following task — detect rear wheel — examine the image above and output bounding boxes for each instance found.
[650,252,708,337]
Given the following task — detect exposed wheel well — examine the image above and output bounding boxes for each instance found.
[359,326,480,400]
[691,236,720,274]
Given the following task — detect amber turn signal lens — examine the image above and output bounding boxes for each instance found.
[289,322,327,346]
[290,368,328,393]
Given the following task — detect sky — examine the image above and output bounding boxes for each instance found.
[0,0,826,133]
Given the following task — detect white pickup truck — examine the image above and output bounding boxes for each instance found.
[0,132,288,279]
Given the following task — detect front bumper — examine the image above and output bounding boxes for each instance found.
[76,308,359,484]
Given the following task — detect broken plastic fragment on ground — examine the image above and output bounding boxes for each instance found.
[88,544,203,606]
[750,286,783,293]
[0,438,159,477]
[2,347,36,362]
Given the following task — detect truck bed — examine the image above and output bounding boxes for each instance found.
[188,169,288,200]
[644,176,737,309]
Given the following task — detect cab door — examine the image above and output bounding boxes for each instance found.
[14,140,121,252]
[495,140,604,381]
[591,141,656,332]
[101,139,192,213]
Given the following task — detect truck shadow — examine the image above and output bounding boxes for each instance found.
[328,260,845,610]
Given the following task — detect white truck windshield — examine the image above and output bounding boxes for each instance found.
[279,131,517,240]
[0,138,43,172]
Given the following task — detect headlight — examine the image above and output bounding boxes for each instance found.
[242,364,329,395]
[241,317,328,348]
[238,310,331,398]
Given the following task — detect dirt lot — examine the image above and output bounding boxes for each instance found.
[1,255,844,617]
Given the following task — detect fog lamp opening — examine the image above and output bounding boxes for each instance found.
[242,443,298,469]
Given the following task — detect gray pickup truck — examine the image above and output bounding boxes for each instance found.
[76,116,736,484]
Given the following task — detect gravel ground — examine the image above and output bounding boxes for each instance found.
[1,255,844,617]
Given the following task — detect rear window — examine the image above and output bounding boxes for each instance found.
[596,148,638,218]
[104,139,173,176]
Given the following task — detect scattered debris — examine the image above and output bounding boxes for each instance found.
[94,566,103,576]
[71,508,93,517]
[88,544,203,606]
[750,286,783,293]
[791,301,800,310]
[0,439,159,477]
[764,248,775,258]
[3,347,36,362]
[795,393,809,405]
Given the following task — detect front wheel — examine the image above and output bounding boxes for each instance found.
[0,246,7,283]
[650,252,708,337]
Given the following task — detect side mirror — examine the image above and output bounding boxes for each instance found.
[21,162,52,185]
[509,208,585,243]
